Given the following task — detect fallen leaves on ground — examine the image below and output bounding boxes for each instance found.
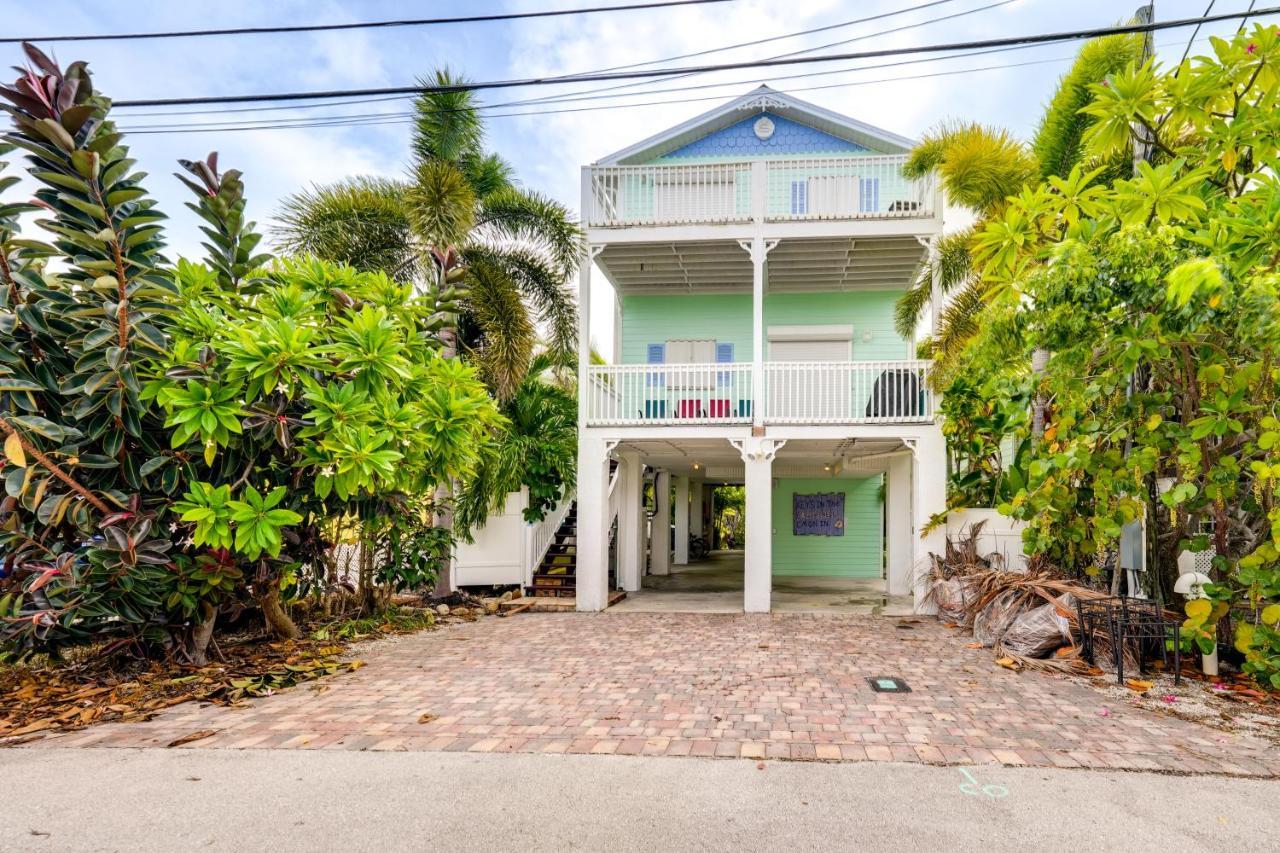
[0,607,439,743]
[1125,679,1155,693]
[167,730,217,748]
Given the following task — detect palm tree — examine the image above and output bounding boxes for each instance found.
[894,33,1143,373]
[275,70,584,401]
[454,350,578,534]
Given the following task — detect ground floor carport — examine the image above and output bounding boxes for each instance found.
[575,428,946,613]
[610,551,913,614]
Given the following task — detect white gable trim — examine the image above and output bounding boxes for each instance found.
[596,85,918,165]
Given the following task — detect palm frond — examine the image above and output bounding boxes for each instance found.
[405,159,476,249]
[412,69,484,165]
[473,187,584,278]
[894,227,976,339]
[271,176,416,275]
[894,277,933,340]
[931,279,989,375]
[462,152,515,199]
[908,121,1039,217]
[1032,32,1143,181]
[464,259,536,401]
[463,243,577,361]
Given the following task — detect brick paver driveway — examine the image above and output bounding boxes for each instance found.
[32,613,1276,776]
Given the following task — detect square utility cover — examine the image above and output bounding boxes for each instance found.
[866,676,911,693]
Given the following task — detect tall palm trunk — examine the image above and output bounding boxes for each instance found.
[432,322,458,598]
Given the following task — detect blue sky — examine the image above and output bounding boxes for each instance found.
[3,1,1273,348]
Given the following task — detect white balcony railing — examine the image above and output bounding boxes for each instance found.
[762,360,933,424]
[585,363,755,426]
[584,361,934,426]
[584,156,935,228]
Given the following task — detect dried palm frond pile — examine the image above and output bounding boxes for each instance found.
[927,527,1131,675]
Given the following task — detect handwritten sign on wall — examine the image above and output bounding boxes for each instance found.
[793,492,845,536]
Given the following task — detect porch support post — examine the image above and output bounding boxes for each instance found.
[577,244,604,425]
[651,470,672,575]
[673,475,690,565]
[690,480,704,538]
[886,453,913,597]
[919,235,942,339]
[739,237,777,429]
[911,428,948,612]
[733,437,785,613]
[575,435,614,612]
[617,451,645,592]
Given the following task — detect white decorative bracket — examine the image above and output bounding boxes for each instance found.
[587,244,606,261]
[900,438,919,461]
[736,238,779,263]
[730,437,787,464]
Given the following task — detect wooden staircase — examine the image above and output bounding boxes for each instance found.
[527,501,619,599]
[529,503,579,598]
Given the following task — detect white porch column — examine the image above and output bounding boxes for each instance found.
[733,437,785,613]
[886,453,913,597]
[576,244,604,424]
[690,480,704,538]
[651,470,672,575]
[673,475,690,565]
[912,427,948,612]
[738,236,777,429]
[575,435,614,612]
[617,451,645,592]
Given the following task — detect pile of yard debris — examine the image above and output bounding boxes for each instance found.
[928,522,1129,674]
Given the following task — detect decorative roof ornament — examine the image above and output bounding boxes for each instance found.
[739,92,790,112]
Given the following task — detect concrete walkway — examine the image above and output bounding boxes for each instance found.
[26,612,1275,777]
[2,749,1276,852]
[610,552,913,613]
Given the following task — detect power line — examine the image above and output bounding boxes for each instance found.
[2,0,734,45]
[109,7,1279,108]
[120,39,1071,132]
[123,0,1019,127]
[119,35,1212,136]
[116,0,974,118]
[513,0,976,107]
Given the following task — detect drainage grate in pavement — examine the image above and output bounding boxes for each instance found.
[866,676,911,693]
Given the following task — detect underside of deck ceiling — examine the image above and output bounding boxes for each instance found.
[598,236,926,295]
[616,437,910,480]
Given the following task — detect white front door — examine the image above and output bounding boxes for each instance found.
[767,333,851,422]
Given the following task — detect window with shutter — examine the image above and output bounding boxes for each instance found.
[859,177,880,213]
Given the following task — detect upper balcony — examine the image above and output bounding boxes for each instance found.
[585,360,935,428]
[584,155,937,230]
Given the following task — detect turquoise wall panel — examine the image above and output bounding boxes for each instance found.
[771,476,883,578]
[763,291,910,361]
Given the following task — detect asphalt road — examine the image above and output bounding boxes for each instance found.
[2,749,1275,852]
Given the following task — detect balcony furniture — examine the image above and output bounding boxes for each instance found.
[643,400,667,419]
[865,369,924,418]
[676,399,704,419]
[706,399,732,418]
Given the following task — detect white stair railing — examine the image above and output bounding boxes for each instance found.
[525,490,575,586]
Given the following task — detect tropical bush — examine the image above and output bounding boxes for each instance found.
[0,45,504,663]
[934,24,1280,687]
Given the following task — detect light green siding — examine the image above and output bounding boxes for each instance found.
[619,291,909,364]
[764,291,908,361]
[620,294,753,364]
[771,476,883,578]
